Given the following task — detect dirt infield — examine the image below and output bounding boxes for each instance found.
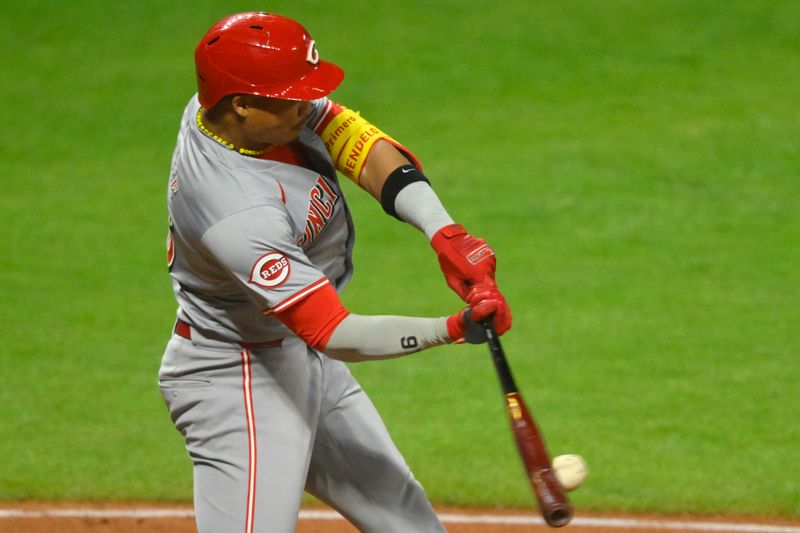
[1,502,799,533]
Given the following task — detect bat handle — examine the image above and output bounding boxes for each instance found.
[481,320,518,394]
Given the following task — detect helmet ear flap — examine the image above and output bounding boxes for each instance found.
[194,12,344,109]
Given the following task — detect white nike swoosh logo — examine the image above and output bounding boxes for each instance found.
[401,168,414,173]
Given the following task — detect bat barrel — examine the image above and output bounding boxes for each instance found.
[484,320,575,529]
[506,394,575,528]
[534,468,574,527]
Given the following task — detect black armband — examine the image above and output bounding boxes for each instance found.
[380,164,431,220]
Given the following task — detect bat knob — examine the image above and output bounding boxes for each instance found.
[545,506,574,528]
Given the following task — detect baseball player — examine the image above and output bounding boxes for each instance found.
[159,12,512,533]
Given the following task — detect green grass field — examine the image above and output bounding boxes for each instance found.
[1,0,798,518]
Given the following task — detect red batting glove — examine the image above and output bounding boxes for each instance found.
[446,297,501,344]
[431,223,496,302]
[466,283,512,336]
[432,223,513,336]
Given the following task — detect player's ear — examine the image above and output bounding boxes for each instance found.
[231,95,251,118]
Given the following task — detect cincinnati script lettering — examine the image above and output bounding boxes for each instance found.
[297,177,339,247]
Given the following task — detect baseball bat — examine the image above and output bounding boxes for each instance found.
[482,322,573,528]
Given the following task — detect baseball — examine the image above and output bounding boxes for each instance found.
[552,454,588,491]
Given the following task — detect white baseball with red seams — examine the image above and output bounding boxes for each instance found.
[553,454,589,491]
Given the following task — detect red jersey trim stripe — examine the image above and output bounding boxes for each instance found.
[240,350,257,533]
[276,180,286,204]
[264,277,330,316]
[312,99,338,134]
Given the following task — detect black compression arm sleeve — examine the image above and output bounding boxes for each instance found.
[380,164,431,220]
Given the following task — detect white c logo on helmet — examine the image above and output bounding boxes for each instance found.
[306,40,319,65]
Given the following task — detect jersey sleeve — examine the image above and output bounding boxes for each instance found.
[306,97,333,131]
[201,204,330,315]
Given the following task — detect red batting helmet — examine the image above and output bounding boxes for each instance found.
[194,12,345,108]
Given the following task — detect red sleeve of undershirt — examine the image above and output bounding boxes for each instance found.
[270,279,350,351]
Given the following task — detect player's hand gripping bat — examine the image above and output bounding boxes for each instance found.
[482,322,573,528]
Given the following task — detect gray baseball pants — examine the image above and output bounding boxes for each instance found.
[159,332,445,532]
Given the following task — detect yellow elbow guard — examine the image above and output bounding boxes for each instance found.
[320,107,399,185]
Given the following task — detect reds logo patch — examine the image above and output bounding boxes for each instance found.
[250,252,291,288]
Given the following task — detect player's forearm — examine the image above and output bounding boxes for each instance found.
[271,281,478,360]
[392,180,454,239]
[322,314,450,362]
[272,279,498,359]
[361,141,454,239]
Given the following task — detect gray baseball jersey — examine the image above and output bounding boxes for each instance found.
[167,96,354,344]
[159,95,445,532]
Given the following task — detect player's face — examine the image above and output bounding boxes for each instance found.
[240,96,312,147]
